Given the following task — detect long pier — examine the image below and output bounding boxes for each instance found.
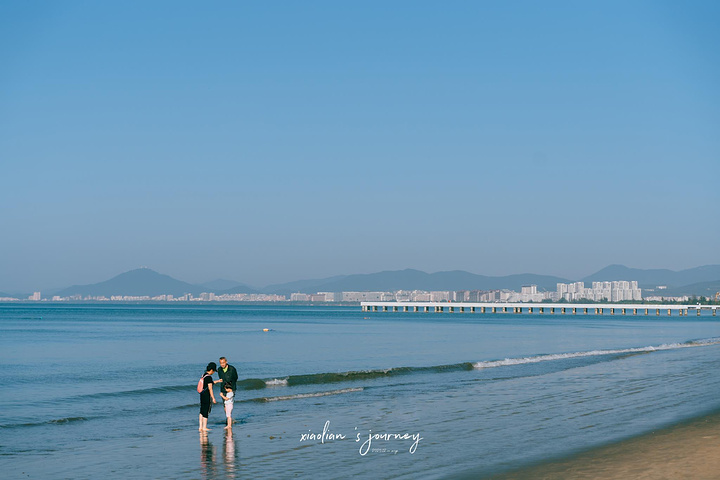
[361,302,717,316]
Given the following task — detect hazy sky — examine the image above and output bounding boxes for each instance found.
[1,1,718,292]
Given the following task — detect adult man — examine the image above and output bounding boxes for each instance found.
[214,356,238,393]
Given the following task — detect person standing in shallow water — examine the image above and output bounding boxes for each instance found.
[199,362,217,432]
[215,357,238,392]
[214,357,238,424]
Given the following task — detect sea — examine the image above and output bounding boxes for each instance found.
[1,304,719,479]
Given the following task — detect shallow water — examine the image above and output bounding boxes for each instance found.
[1,304,719,479]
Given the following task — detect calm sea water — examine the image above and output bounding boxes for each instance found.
[1,304,719,479]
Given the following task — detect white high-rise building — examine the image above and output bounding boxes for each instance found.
[521,285,538,295]
[430,291,451,302]
[557,281,641,302]
[318,292,340,302]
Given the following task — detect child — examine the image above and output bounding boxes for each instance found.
[220,382,234,429]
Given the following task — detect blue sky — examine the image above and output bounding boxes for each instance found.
[1,1,718,292]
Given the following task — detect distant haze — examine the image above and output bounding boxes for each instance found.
[1,2,718,293]
[6,264,720,298]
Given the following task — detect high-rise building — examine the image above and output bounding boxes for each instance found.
[317,292,337,302]
[557,281,641,302]
[453,291,469,302]
[521,285,537,295]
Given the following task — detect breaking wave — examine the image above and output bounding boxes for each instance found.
[472,338,720,369]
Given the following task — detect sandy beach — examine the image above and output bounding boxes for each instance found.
[486,409,720,480]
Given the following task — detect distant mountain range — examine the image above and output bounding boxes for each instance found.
[8,264,720,299]
[264,269,571,294]
[581,264,720,289]
[656,280,720,298]
[55,269,205,297]
[198,279,257,293]
[53,269,258,297]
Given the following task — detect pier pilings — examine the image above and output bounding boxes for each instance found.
[360,302,716,317]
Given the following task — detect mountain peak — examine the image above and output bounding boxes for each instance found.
[56,268,200,297]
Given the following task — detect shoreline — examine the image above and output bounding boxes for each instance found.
[481,408,720,480]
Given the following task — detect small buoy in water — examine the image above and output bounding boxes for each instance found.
[262,328,269,332]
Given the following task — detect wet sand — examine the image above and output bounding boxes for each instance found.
[488,410,720,480]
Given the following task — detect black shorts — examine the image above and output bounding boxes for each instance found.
[200,398,212,418]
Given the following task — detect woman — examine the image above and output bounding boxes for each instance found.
[199,362,217,432]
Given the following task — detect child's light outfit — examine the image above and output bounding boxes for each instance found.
[224,391,234,418]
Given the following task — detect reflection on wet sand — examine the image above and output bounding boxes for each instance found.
[199,432,215,480]
[224,429,239,479]
[199,429,239,479]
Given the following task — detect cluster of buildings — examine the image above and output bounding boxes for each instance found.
[644,295,690,303]
[3,280,648,304]
[291,281,642,304]
[556,281,642,302]
[45,293,288,302]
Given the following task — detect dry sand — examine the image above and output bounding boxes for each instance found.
[488,411,720,480]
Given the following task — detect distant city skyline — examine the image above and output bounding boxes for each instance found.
[3,263,719,298]
[3,279,705,305]
[1,2,718,293]
[3,260,720,294]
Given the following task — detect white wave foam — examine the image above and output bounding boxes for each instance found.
[688,337,720,346]
[265,378,289,387]
[472,338,720,370]
[262,387,363,402]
